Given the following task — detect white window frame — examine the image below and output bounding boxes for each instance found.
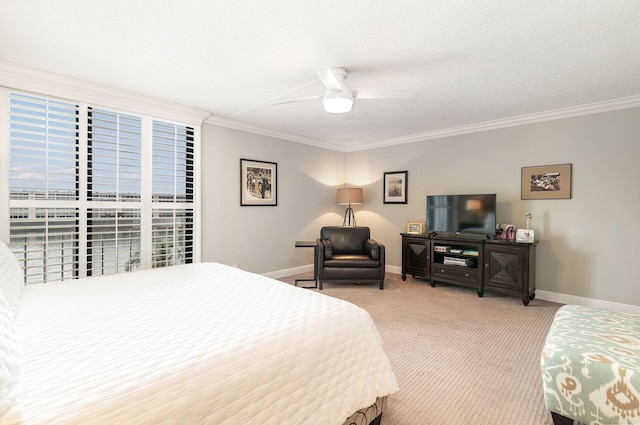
[0,64,205,281]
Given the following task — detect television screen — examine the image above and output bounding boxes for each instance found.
[426,194,496,237]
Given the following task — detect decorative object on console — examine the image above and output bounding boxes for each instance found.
[406,221,424,234]
[521,163,572,200]
[517,212,535,243]
[337,187,363,226]
[495,224,516,241]
[516,228,535,243]
[383,171,408,204]
[240,158,277,206]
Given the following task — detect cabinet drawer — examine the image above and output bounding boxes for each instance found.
[433,265,477,283]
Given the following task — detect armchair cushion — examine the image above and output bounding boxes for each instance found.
[320,226,370,255]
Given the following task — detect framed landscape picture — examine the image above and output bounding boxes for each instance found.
[383,171,408,204]
[521,164,572,200]
[240,158,277,206]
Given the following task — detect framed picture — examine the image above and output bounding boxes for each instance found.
[521,164,572,200]
[516,228,535,243]
[406,221,425,234]
[383,171,408,204]
[495,224,516,241]
[240,158,277,206]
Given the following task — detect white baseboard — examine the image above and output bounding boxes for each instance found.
[263,264,313,280]
[267,264,640,315]
[534,290,640,314]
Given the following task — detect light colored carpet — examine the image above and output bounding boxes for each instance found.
[280,272,562,425]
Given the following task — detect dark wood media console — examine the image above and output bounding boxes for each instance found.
[400,233,538,305]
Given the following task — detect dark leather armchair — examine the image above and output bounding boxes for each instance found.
[316,226,385,290]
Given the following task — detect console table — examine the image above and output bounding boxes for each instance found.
[400,233,538,305]
[294,240,317,288]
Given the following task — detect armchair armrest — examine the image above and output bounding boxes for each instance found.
[316,238,333,259]
[364,239,383,260]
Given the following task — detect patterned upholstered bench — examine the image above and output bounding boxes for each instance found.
[541,305,640,425]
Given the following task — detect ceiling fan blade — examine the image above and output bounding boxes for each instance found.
[352,87,413,99]
[313,65,343,91]
[270,95,322,106]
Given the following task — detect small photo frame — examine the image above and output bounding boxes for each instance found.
[406,221,425,234]
[495,224,516,241]
[240,158,277,206]
[516,228,535,243]
[521,164,572,200]
[383,171,408,204]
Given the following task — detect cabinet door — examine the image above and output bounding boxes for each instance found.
[403,237,430,277]
[484,247,524,290]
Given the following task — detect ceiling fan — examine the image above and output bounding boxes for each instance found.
[270,65,412,114]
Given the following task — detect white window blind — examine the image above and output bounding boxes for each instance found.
[152,121,194,203]
[152,208,194,267]
[8,93,79,283]
[9,207,79,284]
[87,208,141,276]
[9,92,78,200]
[88,108,142,201]
[7,91,198,284]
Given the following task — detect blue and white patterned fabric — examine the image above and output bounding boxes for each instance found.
[541,305,640,424]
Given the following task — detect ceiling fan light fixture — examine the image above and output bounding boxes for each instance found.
[322,90,353,114]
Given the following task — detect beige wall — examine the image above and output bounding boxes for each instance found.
[200,125,345,273]
[201,107,640,306]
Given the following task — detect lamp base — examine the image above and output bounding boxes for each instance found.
[343,206,357,226]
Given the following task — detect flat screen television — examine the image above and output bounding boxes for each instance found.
[426,193,496,237]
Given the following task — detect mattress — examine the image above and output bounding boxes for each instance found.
[12,262,398,424]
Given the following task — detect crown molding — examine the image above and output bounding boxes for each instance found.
[208,94,640,153]
[0,61,210,125]
[344,95,640,152]
[203,114,348,152]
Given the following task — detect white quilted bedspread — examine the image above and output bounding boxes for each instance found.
[15,263,398,425]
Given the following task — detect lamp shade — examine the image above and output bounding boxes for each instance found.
[337,187,363,205]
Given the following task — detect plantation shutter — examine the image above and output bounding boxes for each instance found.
[86,108,143,276]
[8,93,79,283]
[87,108,142,201]
[151,121,194,267]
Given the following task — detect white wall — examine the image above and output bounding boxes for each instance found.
[201,107,640,306]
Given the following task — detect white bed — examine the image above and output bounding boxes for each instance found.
[0,242,398,425]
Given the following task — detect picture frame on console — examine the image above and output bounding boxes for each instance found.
[240,158,277,206]
[406,221,425,234]
[383,171,408,204]
[521,163,572,200]
[495,224,516,241]
[516,228,535,243]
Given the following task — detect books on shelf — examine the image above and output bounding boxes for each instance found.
[443,256,476,267]
[462,250,479,256]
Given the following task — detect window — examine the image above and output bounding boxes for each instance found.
[6,91,198,284]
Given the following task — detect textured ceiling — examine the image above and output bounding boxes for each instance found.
[1,0,639,151]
